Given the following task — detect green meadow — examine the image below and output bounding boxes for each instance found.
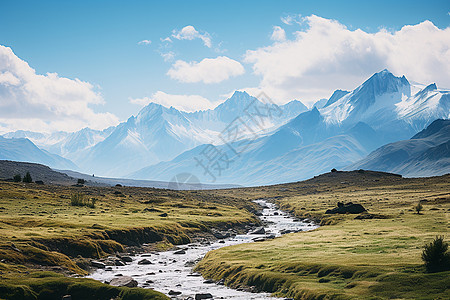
[197,171,450,299]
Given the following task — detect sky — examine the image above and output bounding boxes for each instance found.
[0,0,449,133]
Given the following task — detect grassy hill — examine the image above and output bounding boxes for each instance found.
[196,170,450,299]
[0,180,258,299]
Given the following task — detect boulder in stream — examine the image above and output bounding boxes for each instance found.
[91,260,106,268]
[195,293,213,299]
[168,290,182,296]
[109,276,138,287]
[119,255,133,263]
[137,258,152,265]
[250,227,265,234]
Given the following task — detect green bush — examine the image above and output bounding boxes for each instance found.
[22,172,32,183]
[422,236,450,273]
[415,202,423,214]
[70,193,97,208]
[13,174,22,182]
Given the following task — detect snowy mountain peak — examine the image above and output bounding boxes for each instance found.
[357,69,409,98]
[324,90,350,108]
[419,83,437,94]
[396,82,449,128]
[218,91,256,109]
[320,70,411,125]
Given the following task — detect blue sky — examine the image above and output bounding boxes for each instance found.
[0,0,449,132]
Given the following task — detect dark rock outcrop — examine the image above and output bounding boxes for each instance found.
[325,202,366,214]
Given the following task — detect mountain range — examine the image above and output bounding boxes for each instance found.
[2,69,449,185]
[129,70,450,185]
[349,119,450,177]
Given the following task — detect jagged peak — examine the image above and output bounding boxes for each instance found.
[424,83,437,92]
[413,83,438,99]
[324,89,350,108]
[215,90,257,111]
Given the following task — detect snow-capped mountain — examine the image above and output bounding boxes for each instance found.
[3,91,307,177]
[395,83,450,131]
[130,70,450,185]
[320,69,411,126]
[76,91,308,176]
[3,127,114,158]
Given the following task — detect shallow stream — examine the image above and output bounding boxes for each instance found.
[88,199,319,299]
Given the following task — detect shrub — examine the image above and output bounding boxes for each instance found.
[331,168,337,173]
[13,174,21,182]
[77,178,86,185]
[22,172,32,183]
[415,202,423,214]
[71,193,85,206]
[70,193,97,208]
[421,236,450,273]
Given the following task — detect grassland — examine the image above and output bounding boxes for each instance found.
[196,171,450,299]
[0,181,259,299]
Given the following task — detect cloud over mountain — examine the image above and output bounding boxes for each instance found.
[0,45,118,133]
[130,91,215,112]
[245,15,450,106]
[167,56,245,83]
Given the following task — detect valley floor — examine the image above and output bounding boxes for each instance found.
[197,171,450,299]
[0,171,449,299]
[0,181,259,299]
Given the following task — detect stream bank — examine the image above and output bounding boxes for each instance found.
[88,199,319,299]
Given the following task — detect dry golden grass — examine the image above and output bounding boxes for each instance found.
[196,171,450,299]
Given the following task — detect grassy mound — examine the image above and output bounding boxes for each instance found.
[0,271,168,300]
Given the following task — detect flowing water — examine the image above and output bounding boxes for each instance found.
[88,199,319,299]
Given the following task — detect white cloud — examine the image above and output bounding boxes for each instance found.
[172,25,212,48]
[0,45,118,132]
[0,71,20,86]
[138,39,152,45]
[161,37,172,43]
[130,91,215,112]
[281,14,302,25]
[161,51,175,62]
[271,26,286,41]
[167,56,245,84]
[244,15,450,106]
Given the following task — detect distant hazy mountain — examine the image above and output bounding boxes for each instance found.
[4,127,114,158]
[0,136,77,170]
[76,91,307,176]
[131,70,450,185]
[348,119,450,177]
